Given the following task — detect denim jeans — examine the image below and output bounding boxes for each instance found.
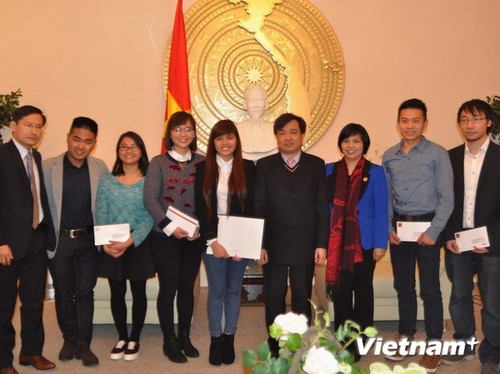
[445,250,478,341]
[203,253,248,337]
[49,235,98,346]
[390,240,443,340]
[477,256,500,364]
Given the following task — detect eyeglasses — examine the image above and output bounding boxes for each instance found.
[119,144,139,152]
[459,116,486,125]
[172,126,194,134]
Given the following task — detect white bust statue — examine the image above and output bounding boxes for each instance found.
[236,85,277,161]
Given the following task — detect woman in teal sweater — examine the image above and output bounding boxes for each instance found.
[96,131,154,362]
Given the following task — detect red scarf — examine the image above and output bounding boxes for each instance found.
[326,157,364,299]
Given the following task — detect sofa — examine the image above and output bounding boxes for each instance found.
[314,248,451,322]
[93,275,200,324]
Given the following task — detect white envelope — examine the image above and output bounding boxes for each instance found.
[94,223,130,246]
[396,221,431,242]
[454,226,490,252]
[208,216,264,260]
[166,206,199,238]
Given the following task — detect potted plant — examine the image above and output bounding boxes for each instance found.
[0,89,22,143]
[486,95,500,144]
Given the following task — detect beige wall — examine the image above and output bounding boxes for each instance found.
[1,0,499,166]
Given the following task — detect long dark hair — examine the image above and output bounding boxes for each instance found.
[112,131,149,176]
[203,120,247,218]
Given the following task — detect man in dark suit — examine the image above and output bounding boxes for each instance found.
[443,99,500,374]
[0,106,56,374]
[254,113,329,356]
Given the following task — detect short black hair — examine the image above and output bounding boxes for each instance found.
[338,123,371,154]
[112,131,149,177]
[398,98,427,121]
[165,111,198,151]
[273,113,307,134]
[12,105,46,125]
[71,116,98,135]
[457,99,493,134]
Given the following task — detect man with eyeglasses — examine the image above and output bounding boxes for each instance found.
[43,117,108,367]
[0,106,57,374]
[382,98,454,372]
[442,99,500,374]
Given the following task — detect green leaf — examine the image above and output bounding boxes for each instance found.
[257,341,270,361]
[286,333,302,352]
[363,326,378,338]
[269,357,289,374]
[269,323,282,339]
[243,349,257,366]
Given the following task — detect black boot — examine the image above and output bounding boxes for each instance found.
[177,330,200,358]
[163,336,187,363]
[221,333,235,365]
[209,336,223,366]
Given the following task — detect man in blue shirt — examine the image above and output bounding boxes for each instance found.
[383,98,454,373]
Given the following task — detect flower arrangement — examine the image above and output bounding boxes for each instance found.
[243,301,376,374]
[243,302,426,374]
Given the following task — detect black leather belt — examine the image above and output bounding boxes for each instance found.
[393,212,435,222]
[59,227,93,238]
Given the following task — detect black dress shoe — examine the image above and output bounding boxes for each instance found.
[163,337,187,363]
[18,355,56,370]
[75,345,99,367]
[221,333,235,365]
[177,335,200,358]
[58,341,77,361]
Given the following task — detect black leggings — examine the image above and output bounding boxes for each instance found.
[108,278,147,342]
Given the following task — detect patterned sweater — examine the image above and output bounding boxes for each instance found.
[144,152,205,233]
[95,173,153,246]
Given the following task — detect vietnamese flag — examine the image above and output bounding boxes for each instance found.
[162,0,191,153]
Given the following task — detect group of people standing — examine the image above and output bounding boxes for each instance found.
[0,96,498,374]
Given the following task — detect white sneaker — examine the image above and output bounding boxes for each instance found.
[110,340,127,360]
[124,341,140,361]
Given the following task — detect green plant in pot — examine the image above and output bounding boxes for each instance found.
[486,95,500,144]
[0,89,23,143]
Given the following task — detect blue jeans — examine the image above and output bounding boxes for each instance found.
[445,250,478,342]
[477,256,500,364]
[390,240,443,340]
[50,235,98,345]
[203,253,248,337]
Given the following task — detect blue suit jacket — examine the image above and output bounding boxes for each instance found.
[326,160,388,250]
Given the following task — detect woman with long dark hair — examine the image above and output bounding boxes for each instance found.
[96,131,154,361]
[144,111,204,364]
[194,120,255,366]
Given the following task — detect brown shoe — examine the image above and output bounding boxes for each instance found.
[385,333,414,362]
[418,354,441,373]
[18,355,56,370]
[0,366,19,374]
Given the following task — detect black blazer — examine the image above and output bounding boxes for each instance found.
[254,152,329,265]
[194,159,256,241]
[0,140,55,258]
[444,141,500,256]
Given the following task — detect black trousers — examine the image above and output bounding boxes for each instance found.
[150,231,202,338]
[263,262,315,328]
[332,249,376,331]
[0,227,48,369]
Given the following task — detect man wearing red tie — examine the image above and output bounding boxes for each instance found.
[0,106,56,374]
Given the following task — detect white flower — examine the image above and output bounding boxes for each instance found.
[369,362,426,374]
[303,346,340,374]
[274,312,308,336]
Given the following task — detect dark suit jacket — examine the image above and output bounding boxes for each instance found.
[0,140,55,259]
[194,159,255,241]
[444,141,500,256]
[254,152,329,265]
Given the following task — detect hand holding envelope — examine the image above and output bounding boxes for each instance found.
[454,226,490,252]
[396,221,431,242]
[165,206,199,238]
[94,223,131,246]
